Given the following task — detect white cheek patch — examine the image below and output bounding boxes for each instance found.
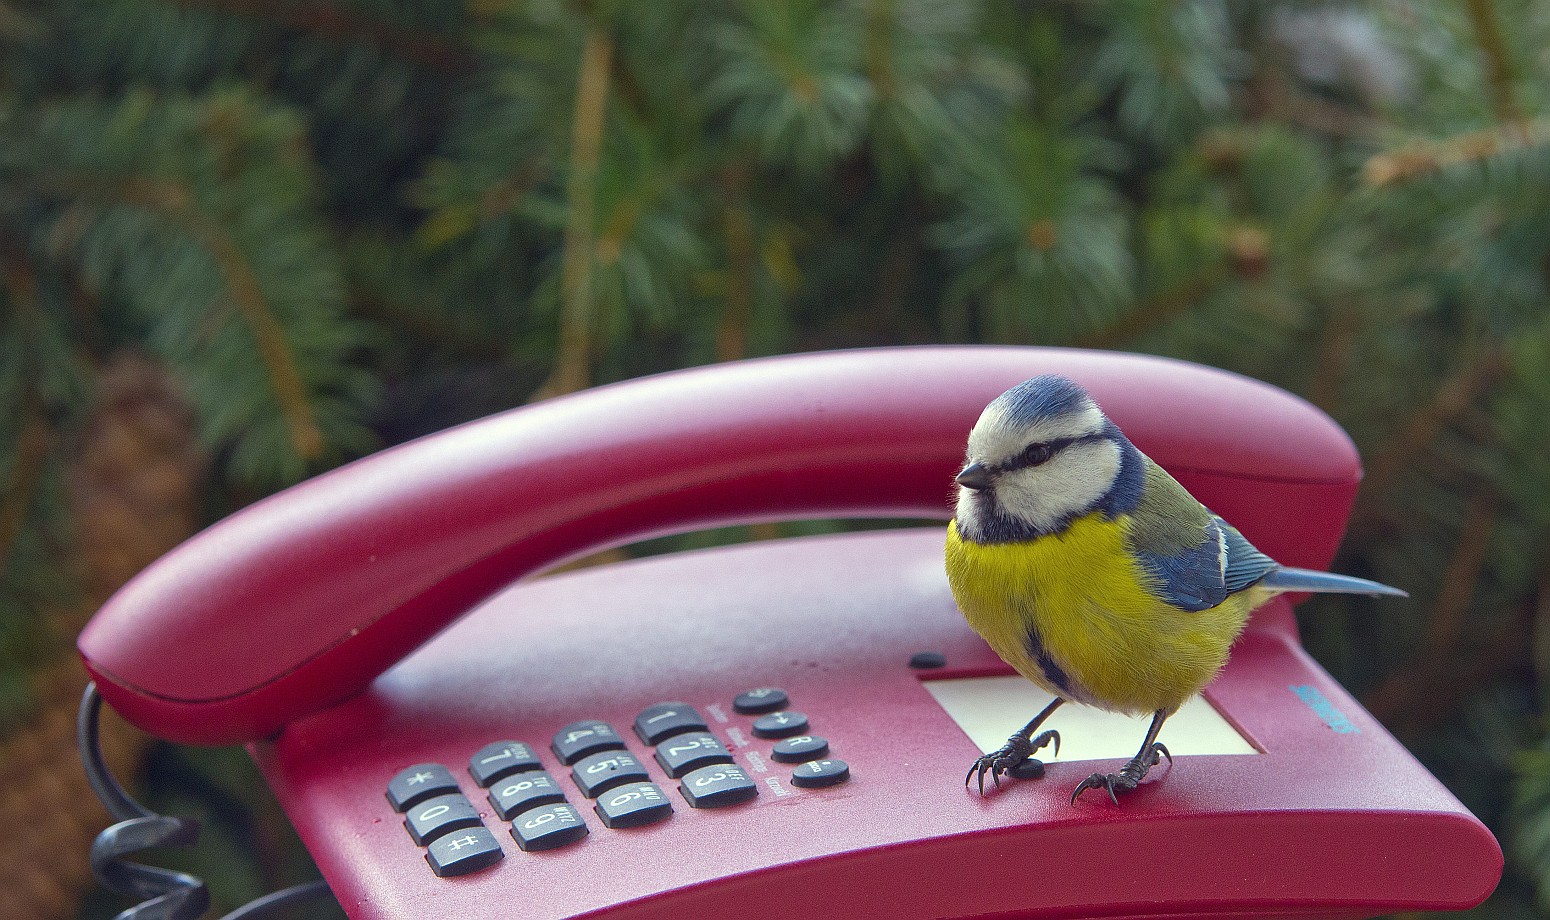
[967,401,1105,466]
[995,439,1123,532]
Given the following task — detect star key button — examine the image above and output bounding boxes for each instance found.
[387,763,460,812]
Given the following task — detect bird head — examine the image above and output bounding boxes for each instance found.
[954,375,1130,542]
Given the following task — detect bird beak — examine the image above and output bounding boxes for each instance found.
[956,462,992,491]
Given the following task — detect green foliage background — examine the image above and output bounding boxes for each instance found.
[3,1,1550,917]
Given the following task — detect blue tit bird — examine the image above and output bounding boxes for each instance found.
[944,374,1405,804]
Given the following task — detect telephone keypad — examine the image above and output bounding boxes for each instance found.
[468,740,542,787]
[387,763,460,812]
[511,803,590,852]
[653,731,734,779]
[426,826,505,877]
[679,763,759,809]
[488,770,566,820]
[404,793,483,846]
[551,720,626,765]
[593,782,673,829]
[571,749,651,798]
[633,702,708,745]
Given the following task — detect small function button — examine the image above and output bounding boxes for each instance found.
[404,793,483,846]
[909,651,947,669]
[488,771,566,821]
[426,826,503,877]
[751,710,809,739]
[679,763,759,809]
[633,702,709,745]
[387,763,460,812]
[571,749,650,798]
[770,735,830,763]
[551,720,626,765]
[468,741,542,787]
[511,803,589,852]
[653,731,734,779]
[593,782,673,829]
[733,687,789,714]
[791,759,851,789]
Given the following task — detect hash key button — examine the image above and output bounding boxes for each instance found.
[633,702,708,745]
[511,803,589,852]
[404,793,482,846]
[654,731,734,778]
[594,782,673,829]
[387,763,460,812]
[488,771,566,821]
[551,720,626,765]
[571,749,650,798]
[468,741,542,787]
[679,763,758,809]
[426,827,503,877]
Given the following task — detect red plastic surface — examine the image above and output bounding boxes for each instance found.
[256,529,1500,920]
[80,347,1361,744]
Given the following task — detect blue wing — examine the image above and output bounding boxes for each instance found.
[1135,516,1280,612]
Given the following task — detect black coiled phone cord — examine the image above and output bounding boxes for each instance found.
[78,683,336,920]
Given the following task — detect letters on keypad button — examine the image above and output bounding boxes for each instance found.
[387,763,460,812]
[487,770,566,821]
[679,763,759,809]
[571,749,650,798]
[594,782,673,829]
[426,826,503,877]
[633,702,709,745]
[511,803,589,852]
[653,731,734,779]
[550,720,626,765]
[404,793,482,846]
[468,741,542,787]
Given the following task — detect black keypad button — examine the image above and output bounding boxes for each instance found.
[551,720,626,765]
[571,749,650,798]
[770,735,830,763]
[387,763,460,812]
[488,771,566,821]
[404,793,483,846]
[468,741,542,787]
[633,702,709,745]
[511,803,589,852]
[909,651,947,669]
[426,826,503,877]
[734,687,789,714]
[751,710,809,739]
[679,763,759,809]
[593,782,673,829]
[791,758,850,788]
[653,731,734,779]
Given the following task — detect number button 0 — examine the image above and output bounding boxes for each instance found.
[404,793,482,846]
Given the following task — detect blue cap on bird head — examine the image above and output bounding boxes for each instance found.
[989,375,1095,429]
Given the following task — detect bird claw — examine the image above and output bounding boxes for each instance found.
[966,730,1060,795]
[1070,742,1171,805]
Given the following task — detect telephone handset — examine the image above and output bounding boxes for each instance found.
[79,347,1500,919]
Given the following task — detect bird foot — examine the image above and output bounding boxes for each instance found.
[1071,742,1171,805]
[967,730,1060,795]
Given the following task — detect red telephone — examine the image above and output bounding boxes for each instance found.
[80,346,1501,919]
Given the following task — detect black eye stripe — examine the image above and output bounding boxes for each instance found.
[997,433,1106,473]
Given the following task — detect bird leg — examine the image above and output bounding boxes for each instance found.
[967,698,1063,795]
[1071,708,1172,805]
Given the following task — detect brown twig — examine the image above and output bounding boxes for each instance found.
[533,27,613,403]
[1364,117,1550,187]
[1078,269,1226,349]
[1462,0,1522,125]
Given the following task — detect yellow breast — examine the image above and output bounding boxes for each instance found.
[944,514,1257,715]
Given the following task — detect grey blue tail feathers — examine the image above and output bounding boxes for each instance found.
[1259,567,1407,598]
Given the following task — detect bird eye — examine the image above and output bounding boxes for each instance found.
[1021,443,1054,466]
